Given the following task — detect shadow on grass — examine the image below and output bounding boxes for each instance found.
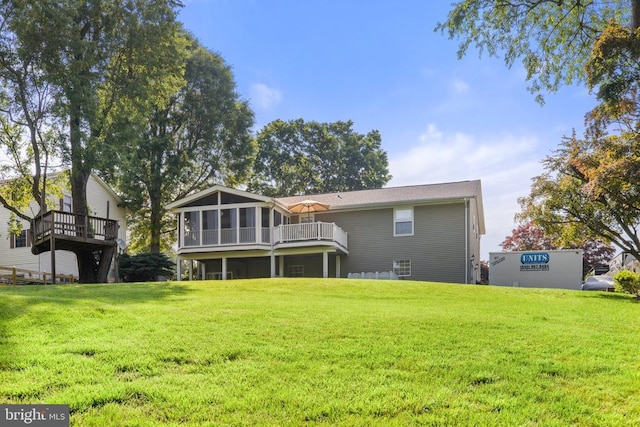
[0,281,193,305]
[581,291,639,302]
[0,282,193,376]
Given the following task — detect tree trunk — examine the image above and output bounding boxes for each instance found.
[149,192,162,254]
[634,0,640,31]
[69,97,102,283]
[148,123,165,254]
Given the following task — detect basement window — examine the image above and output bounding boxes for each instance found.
[393,259,411,277]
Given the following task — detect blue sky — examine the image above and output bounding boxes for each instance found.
[178,1,597,260]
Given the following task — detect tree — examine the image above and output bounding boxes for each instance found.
[0,1,68,223]
[500,221,615,277]
[249,119,391,197]
[438,1,640,268]
[105,40,255,254]
[500,221,555,251]
[436,1,636,102]
[118,253,175,282]
[517,17,640,263]
[0,1,186,282]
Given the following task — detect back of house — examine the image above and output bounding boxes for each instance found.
[168,180,485,284]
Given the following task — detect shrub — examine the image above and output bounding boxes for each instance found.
[118,253,175,282]
[613,270,640,295]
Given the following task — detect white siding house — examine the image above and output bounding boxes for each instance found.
[0,173,127,281]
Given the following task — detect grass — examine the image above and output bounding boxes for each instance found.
[0,278,639,426]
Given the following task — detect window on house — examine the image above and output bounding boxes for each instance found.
[220,208,237,244]
[239,207,256,242]
[202,210,218,245]
[261,207,271,243]
[62,195,72,213]
[11,229,28,249]
[300,215,314,223]
[289,265,304,277]
[394,208,413,236]
[393,259,411,277]
[183,211,200,246]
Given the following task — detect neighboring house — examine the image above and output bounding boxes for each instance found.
[0,173,127,281]
[608,252,639,275]
[166,180,485,284]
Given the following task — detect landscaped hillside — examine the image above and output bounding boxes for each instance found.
[1,279,638,426]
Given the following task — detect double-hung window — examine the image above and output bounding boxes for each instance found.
[11,229,28,249]
[394,207,413,236]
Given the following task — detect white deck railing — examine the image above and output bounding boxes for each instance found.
[273,222,348,249]
[182,222,347,250]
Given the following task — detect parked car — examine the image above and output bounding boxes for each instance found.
[581,275,615,291]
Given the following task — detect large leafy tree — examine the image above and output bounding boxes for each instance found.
[517,10,640,263]
[500,221,615,276]
[249,119,391,197]
[0,1,186,282]
[518,127,640,261]
[106,41,255,254]
[439,1,640,262]
[436,0,635,102]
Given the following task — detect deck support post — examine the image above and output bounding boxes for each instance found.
[322,251,328,278]
[50,214,56,283]
[270,252,276,277]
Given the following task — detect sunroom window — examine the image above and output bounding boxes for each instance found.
[184,211,200,246]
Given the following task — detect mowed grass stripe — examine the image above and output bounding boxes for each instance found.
[0,279,638,426]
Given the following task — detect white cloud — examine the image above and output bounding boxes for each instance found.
[250,83,283,110]
[388,124,546,260]
[450,78,470,95]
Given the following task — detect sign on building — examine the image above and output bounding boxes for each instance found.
[489,250,583,290]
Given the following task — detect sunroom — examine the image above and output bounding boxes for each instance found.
[166,186,348,280]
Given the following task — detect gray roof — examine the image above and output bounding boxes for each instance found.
[277,180,481,208]
[278,180,485,233]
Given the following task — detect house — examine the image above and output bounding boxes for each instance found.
[167,180,485,284]
[608,252,639,275]
[0,173,127,281]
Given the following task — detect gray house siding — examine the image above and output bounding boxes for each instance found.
[169,181,484,283]
[317,202,467,283]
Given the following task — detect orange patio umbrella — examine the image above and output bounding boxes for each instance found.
[288,199,330,218]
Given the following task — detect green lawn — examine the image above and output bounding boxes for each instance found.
[1,279,638,426]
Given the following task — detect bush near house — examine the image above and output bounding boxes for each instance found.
[118,253,174,282]
[613,270,640,295]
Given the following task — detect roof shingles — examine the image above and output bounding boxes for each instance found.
[276,180,483,210]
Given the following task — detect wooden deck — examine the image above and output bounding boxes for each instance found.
[31,210,119,255]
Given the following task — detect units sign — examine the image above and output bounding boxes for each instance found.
[520,252,550,271]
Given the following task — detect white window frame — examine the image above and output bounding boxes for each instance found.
[394,207,414,236]
[62,195,72,213]
[393,259,411,277]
